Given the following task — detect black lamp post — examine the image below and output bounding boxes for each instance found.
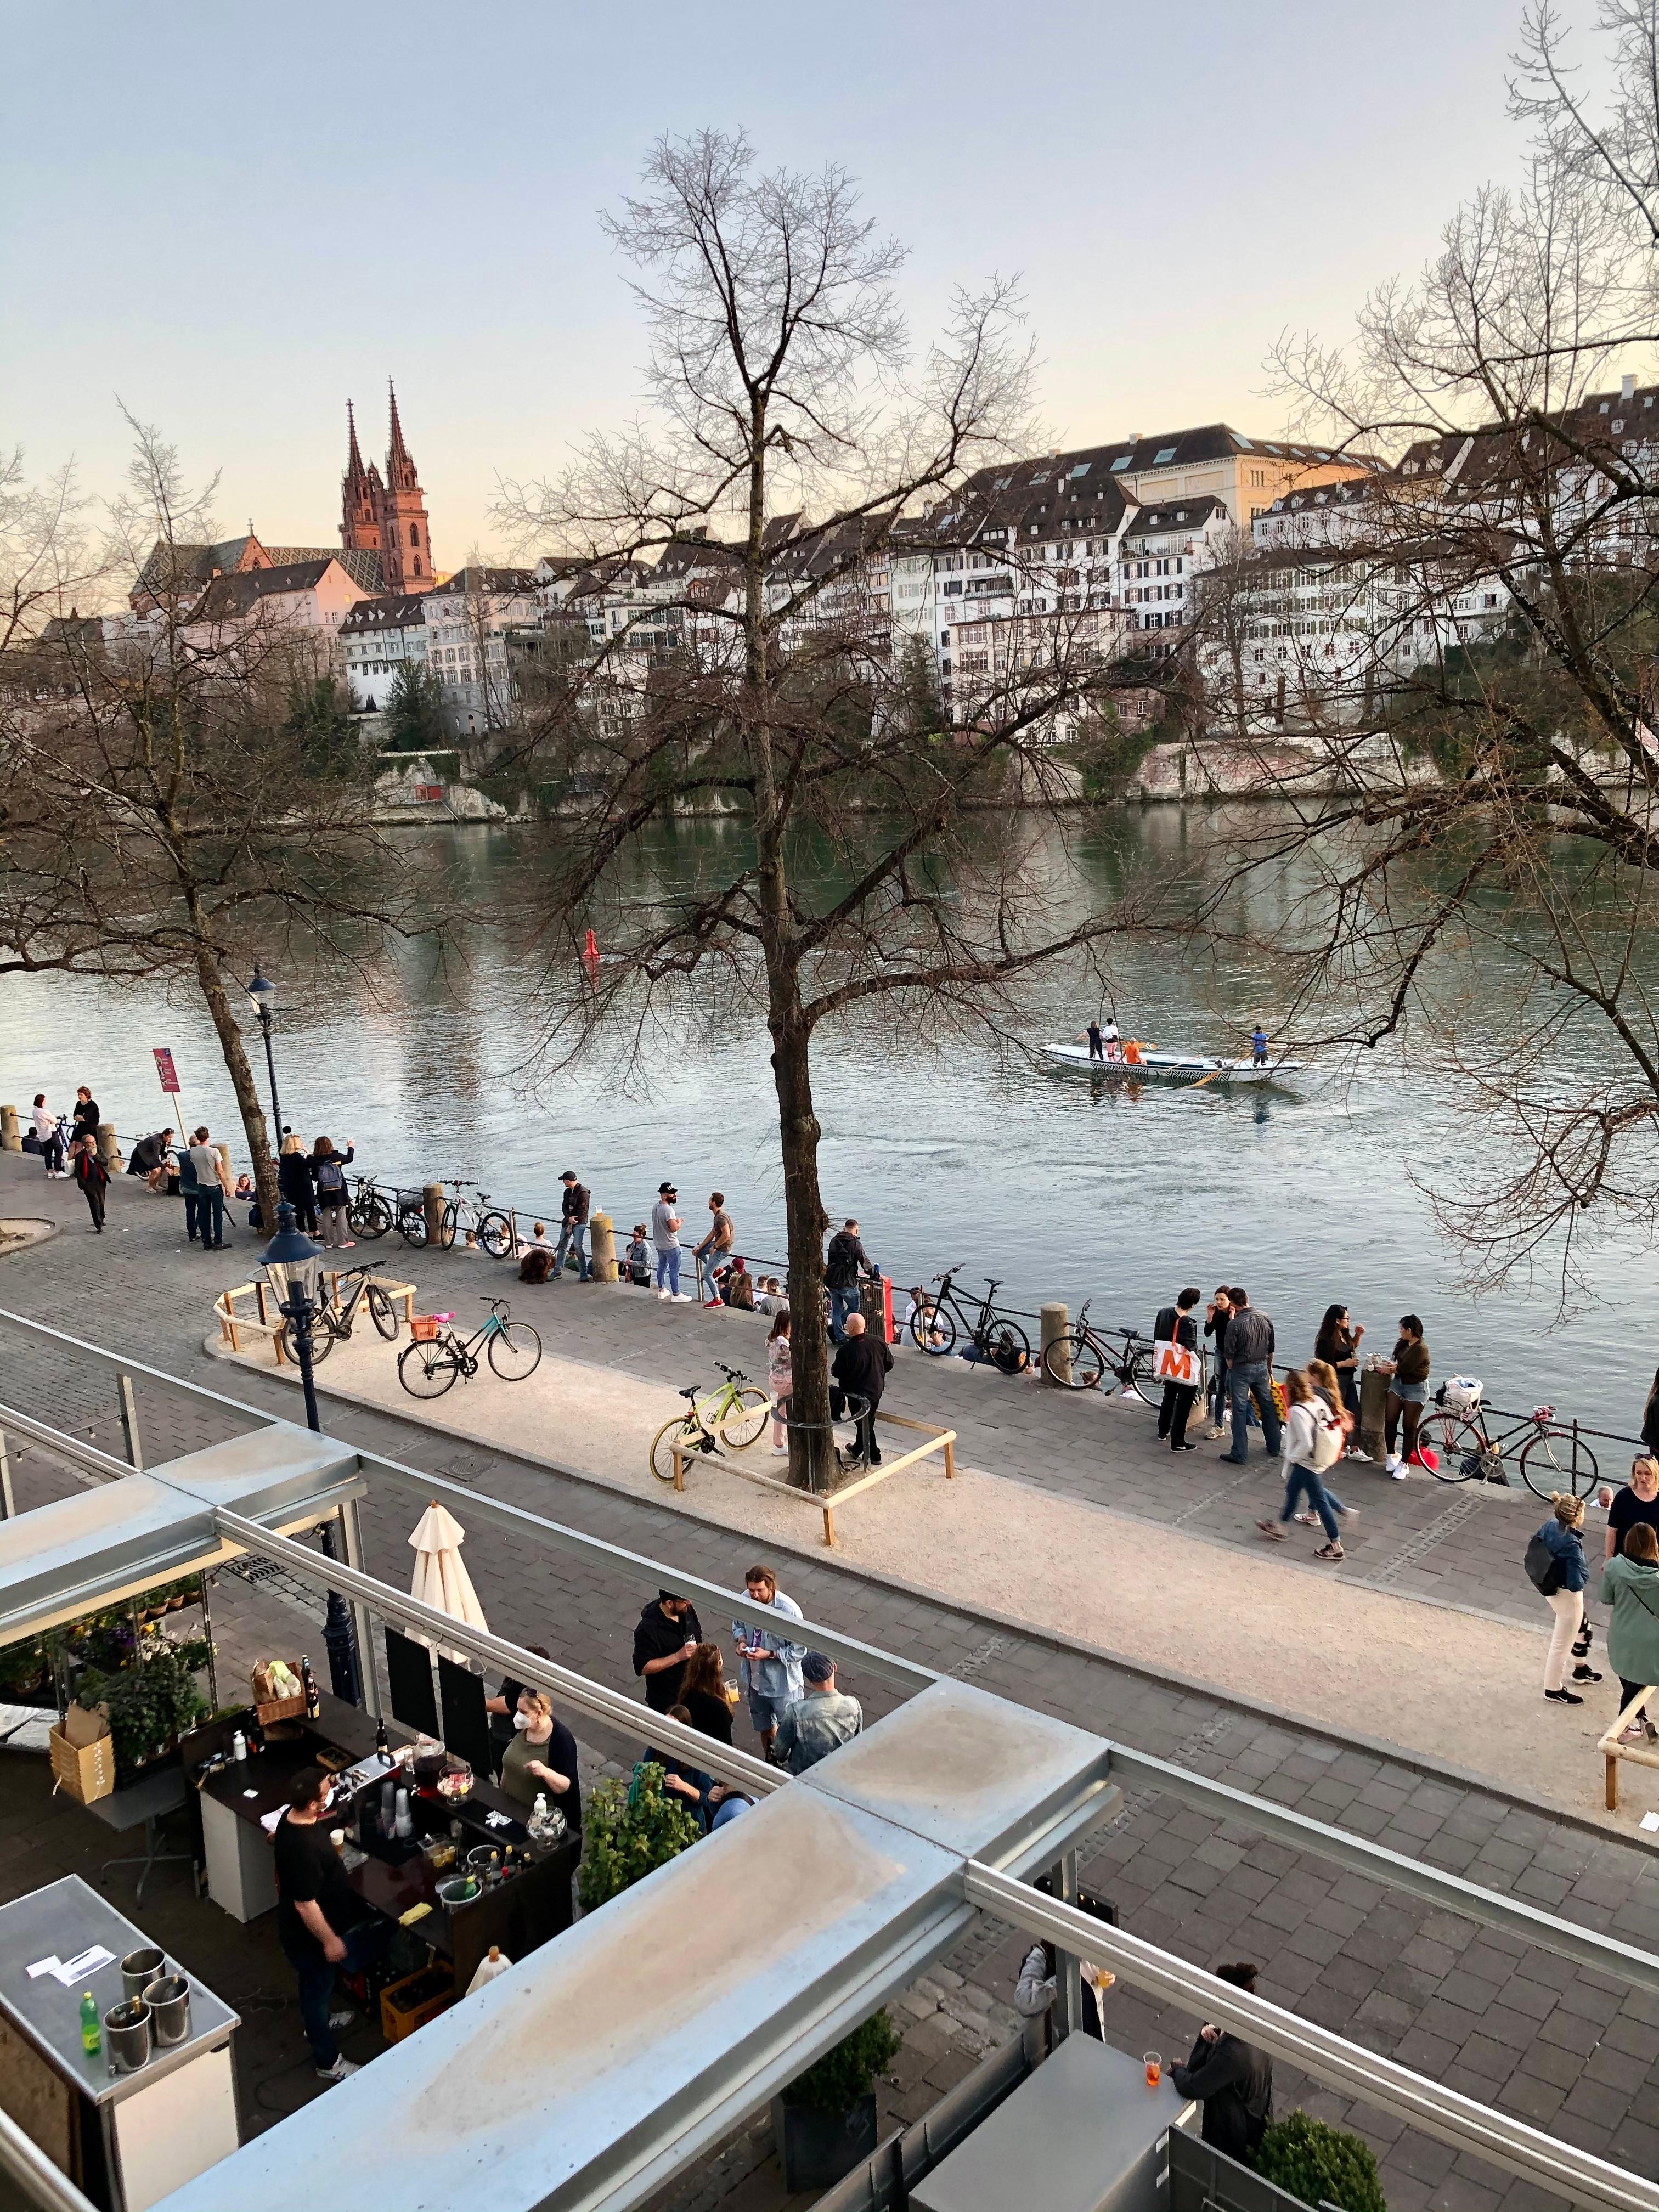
[261,1204,362,1706]
[246,964,282,1147]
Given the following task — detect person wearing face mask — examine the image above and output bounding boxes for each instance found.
[485,1643,554,1776]
[273,1766,385,2084]
[497,1689,582,1828]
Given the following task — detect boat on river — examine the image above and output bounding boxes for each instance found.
[1039,1042,1308,1089]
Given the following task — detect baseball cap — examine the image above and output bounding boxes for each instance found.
[659,1180,676,1194]
[561,1169,577,1181]
[802,1651,835,1684]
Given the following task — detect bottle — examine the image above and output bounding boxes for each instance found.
[375,1718,390,1763]
[379,1777,396,1836]
[529,1791,548,1844]
[80,1992,100,2057]
[393,1786,412,1841]
[232,1729,247,1763]
[300,1655,321,1722]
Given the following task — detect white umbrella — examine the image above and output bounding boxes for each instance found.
[408,1500,489,1656]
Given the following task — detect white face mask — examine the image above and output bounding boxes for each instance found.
[512,1712,531,1731]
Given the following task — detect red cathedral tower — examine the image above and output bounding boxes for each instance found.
[340,382,435,592]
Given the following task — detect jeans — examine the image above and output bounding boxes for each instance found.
[181,1188,200,1240]
[283,1922,385,2069]
[1158,1381,1198,1448]
[554,1221,589,1280]
[1227,1362,1280,1459]
[1281,1462,1344,1542]
[196,1188,225,1249]
[1544,1587,1584,1691]
[829,1285,860,1341]
[319,1199,348,1248]
[655,1245,681,1294]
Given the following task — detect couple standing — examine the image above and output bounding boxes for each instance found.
[1153,1286,1278,1461]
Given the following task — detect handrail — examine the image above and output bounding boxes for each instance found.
[0,2104,98,2212]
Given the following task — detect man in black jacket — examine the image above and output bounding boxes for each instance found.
[825,1218,875,1341]
[1154,1286,1202,1452]
[831,1313,893,1466]
[554,1170,592,1283]
[632,1591,703,1712]
[1171,1962,1273,2163]
[1217,1288,1280,1465]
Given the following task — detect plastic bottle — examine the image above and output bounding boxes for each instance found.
[80,1991,100,2057]
[232,1729,247,1763]
[393,1785,413,1841]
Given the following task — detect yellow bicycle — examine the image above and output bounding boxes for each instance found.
[650,1364,770,1482]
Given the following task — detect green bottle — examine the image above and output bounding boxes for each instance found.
[80,1991,100,2057]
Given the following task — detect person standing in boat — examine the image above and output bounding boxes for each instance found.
[1251,1024,1269,1069]
[1080,1020,1105,1063]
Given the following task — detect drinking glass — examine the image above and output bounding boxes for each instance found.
[1144,2051,1161,2087]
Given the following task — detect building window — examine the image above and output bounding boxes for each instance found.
[413,556,422,576]
[410,524,420,547]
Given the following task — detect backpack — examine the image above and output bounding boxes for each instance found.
[1524,1528,1562,1595]
[1306,1400,1344,1473]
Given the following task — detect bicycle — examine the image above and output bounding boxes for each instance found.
[649,1364,771,1482]
[1039,1298,1160,1404]
[1413,1396,1599,1498]
[906,1268,1030,1375]
[397,1297,543,1398]
[348,1173,430,1248]
[279,1263,402,1367]
[432,1178,515,1259]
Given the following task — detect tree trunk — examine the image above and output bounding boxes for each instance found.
[771,1011,835,1492]
[191,942,280,1231]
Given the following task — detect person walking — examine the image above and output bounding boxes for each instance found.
[279,1133,318,1234]
[825,1218,876,1342]
[832,1311,892,1466]
[71,1086,100,1149]
[1257,1368,1355,1561]
[272,1766,385,2083]
[31,1096,65,1178]
[1381,1314,1431,1477]
[188,1127,231,1252]
[70,1133,109,1233]
[1313,1303,1365,1444]
[553,1170,592,1283]
[1600,1523,1659,1743]
[730,1564,806,1764]
[766,1311,793,1455]
[695,1191,735,1302]
[1154,1286,1203,1452]
[1170,1963,1273,2162]
[1203,1287,1232,1438]
[651,1183,689,1301]
[774,1652,862,1774]
[1536,1493,1593,1705]
[309,1137,356,1250]
[1217,1289,1280,1464]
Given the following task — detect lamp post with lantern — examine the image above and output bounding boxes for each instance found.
[246,963,282,1148]
[259,1204,362,1705]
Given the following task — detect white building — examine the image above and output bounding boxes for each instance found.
[421,566,539,734]
[338,594,430,713]
[182,556,370,665]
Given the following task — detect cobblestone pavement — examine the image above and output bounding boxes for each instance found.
[2,1157,1658,2212]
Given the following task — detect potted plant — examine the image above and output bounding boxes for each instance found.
[774,2008,901,2192]
[77,1640,210,1779]
[577,1764,700,1911]
[1254,2113,1386,2212]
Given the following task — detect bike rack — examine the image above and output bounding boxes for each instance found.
[1599,1685,1659,1810]
[214,1272,416,1366]
[672,1404,957,1547]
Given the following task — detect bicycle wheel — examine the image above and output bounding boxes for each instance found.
[1042,1330,1107,1389]
[435,1200,459,1251]
[478,1210,515,1260]
[349,1192,391,1239]
[986,1316,1030,1376]
[909,1304,958,1356]
[399,1208,428,1249]
[1126,1342,1159,1407]
[280,1314,335,1367]
[1520,1426,1599,1500]
[720,1387,771,1449]
[650,1416,703,1483]
[366,1283,400,1341]
[399,1340,459,1398]
[487,1321,541,1381]
[1414,1412,1483,1483]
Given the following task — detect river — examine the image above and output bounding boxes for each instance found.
[1,810,1653,1438]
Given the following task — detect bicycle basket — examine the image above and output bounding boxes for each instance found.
[395,1188,426,1211]
[1438,1375,1483,1416]
[410,1314,442,1342]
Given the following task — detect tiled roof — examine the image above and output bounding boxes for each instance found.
[428,566,537,598]
[340,594,429,635]
[1122,495,1233,537]
[189,560,340,622]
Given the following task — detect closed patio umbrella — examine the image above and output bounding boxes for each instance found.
[408,1500,489,1655]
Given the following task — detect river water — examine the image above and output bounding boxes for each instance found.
[1,811,1652,1437]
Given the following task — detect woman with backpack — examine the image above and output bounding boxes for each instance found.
[309,1136,356,1250]
[1600,1522,1659,1743]
[1531,1493,1598,1705]
[1257,1367,1356,1562]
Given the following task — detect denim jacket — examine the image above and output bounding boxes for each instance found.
[1538,1519,1587,1594]
[731,1590,806,1701]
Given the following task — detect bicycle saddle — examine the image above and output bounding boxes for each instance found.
[433,1311,455,1324]
[679,1385,699,1401]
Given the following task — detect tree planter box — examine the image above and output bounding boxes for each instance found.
[772,2091,879,2193]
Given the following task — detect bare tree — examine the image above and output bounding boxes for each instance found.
[495,130,1164,1486]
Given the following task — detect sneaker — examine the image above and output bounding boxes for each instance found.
[770,1444,787,1457]
[657,1289,670,1301]
[1314,1542,1344,1561]
[1218,1453,1246,1465]
[1543,1688,1584,1705]
[1255,1520,1286,1541]
[670,1293,693,1303]
[1173,1441,1198,1452]
[1387,1460,1407,1481]
[1339,1503,1359,1521]
[1619,1722,1647,1743]
[1385,1453,1401,1474]
[1206,1425,1227,1440]
[1345,1447,1372,1463]
[1293,1511,1320,1526]
[1571,1664,1602,1683]
[341,1239,357,1250]
[315,2055,360,2082]
[328,2008,356,2030]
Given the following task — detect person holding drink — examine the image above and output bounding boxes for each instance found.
[1170,1962,1274,2160]
[731,1564,806,1764]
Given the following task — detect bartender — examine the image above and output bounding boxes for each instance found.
[484,1640,554,1778]
[273,1767,385,2086]
[496,1689,581,1828]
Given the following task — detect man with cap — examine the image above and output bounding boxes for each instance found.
[554,1168,591,1283]
[651,1181,689,1301]
[774,1652,863,1774]
[633,1590,703,1713]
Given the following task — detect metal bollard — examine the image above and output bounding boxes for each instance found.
[1039,1302,1070,1386]
[589,1212,617,1284]
[0,1105,19,1153]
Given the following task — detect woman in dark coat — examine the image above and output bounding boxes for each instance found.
[278,1134,318,1233]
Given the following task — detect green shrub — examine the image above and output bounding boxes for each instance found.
[786,2009,901,2114]
[578,1764,700,1910]
[78,1643,207,1774]
[1254,2113,1386,2212]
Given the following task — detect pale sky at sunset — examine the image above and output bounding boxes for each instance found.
[2,2,1578,565]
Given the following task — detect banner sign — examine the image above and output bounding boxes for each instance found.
[152,1047,180,1095]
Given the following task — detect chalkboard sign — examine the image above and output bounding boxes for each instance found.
[383,1626,439,1736]
[438,1656,493,1778]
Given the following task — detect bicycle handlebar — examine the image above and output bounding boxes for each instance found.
[716,1364,750,1383]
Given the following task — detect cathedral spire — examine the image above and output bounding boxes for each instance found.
[387,377,411,472]
[341,397,383,560]
[377,379,434,590]
[346,397,366,480]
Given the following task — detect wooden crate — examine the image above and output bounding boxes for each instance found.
[49,1723,117,1805]
[253,1695,307,1728]
[379,1962,454,2044]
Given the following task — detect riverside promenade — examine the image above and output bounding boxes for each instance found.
[3,1152,1659,2209]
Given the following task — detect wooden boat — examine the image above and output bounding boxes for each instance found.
[1039,1042,1308,1089]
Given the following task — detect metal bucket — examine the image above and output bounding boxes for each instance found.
[104,1999,151,2073]
[121,1946,165,2005]
[437,1874,480,1908]
[142,1974,191,2046]
[466,1845,501,1880]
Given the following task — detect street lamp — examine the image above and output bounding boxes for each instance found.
[260,1203,362,1706]
[246,963,282,1143]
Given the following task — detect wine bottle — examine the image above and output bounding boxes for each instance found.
[300,1655,321,1721]
[375,1718,390,1763]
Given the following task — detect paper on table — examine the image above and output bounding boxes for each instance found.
[50,1945,115,1985]
[260,1808,284,1837]
[27,1956,61,1979]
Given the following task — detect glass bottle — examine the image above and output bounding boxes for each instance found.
[375,1718,390,1763]
[300,1655,321,1722]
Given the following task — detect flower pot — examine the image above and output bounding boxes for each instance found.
[772,2090,879,2193]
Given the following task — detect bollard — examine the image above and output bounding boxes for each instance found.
[423,1182,445,1245]
[0,1105,19,1153]
[213,1141,232,1188]
[589,1212,617,1284]
[97,1122,123,1173]
[1039,1302,1070,1386]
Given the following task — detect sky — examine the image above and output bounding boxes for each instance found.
[1,1,1587,565]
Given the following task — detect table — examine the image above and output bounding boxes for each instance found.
[0,1874,239,2211]
[83,1770,193,1908]
[194,1694,578,1993]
